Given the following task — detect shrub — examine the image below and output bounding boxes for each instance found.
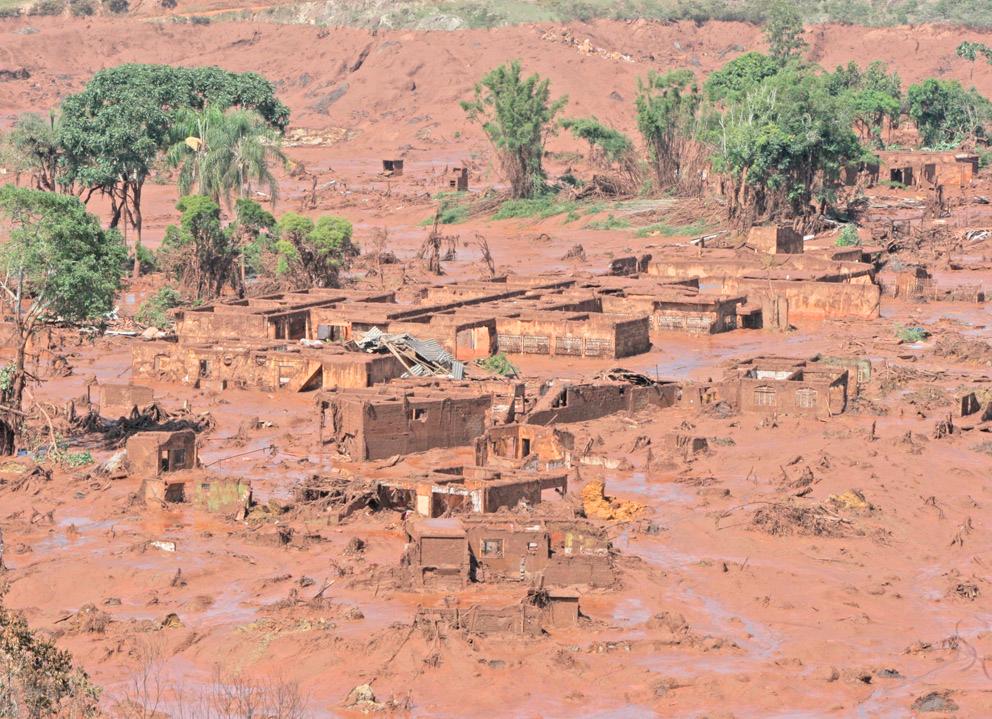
[160,0,177,7]
[28,0,66,16]
[69,0,94,15]
[190,14,210,24]
[132,243,157,273]
[835,225,861,246]
[492,196,576,220]
[103,0,128,12]
[477,352,518,377]
[896,325,930,343]
[135,286,184,329]
[461,61,567,199]
[585,214,630,230]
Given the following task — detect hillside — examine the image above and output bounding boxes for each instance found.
[2,16,992,156]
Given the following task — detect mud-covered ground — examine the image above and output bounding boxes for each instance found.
[2,14,992,719]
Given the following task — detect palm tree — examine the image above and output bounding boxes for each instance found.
[166,107,286,208]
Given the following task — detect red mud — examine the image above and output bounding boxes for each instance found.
[1,14,992,719]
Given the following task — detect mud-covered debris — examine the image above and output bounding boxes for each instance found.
[827,489,874,513]
[562,244,586,261]
[344,683,383,712]
[161,613,183,629]
[581,480,643,521]
[66,604,111,634]
[951,581,980,601]
[345,537,367,555]
[749,502,855,537]
[912,690,958,713]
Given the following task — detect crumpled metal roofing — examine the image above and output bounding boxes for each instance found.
[356,327,464,379]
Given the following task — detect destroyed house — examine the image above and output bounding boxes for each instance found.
[474,424,574,471]
[646,250,881,321]
[380,465,567,517]
[725,357,849,419]
[413,590,580,636]
[133,342,405,393]
[447,166,468,191]
[746,225,804,255]
[877,150,978,189]
[406,518,470,588]
[494,311,649,359]
[527,379,679,425]
[143,470,251,515]
[407,516,613,588]
[127,430,198,477]
[317,386,495,460]
[381,159,404,176]
[93,383,154,418]
[173,289,394,344]
[596,286,745,335]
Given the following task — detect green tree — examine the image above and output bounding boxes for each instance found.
[59,64,289,276]
[702,67,866,230]
[957,41,992,64]
[166,106,286,209]
[157,195,240,301]
[3,113,62,191]
[0,186,126,453]
[703,51,781,103]
[635,69,703,192]
[461,60,567,199]
[907,78,992,147]
[273,213,357,289]
[764,0,807,64]
[560,116,633,165]
[828,61,903,146]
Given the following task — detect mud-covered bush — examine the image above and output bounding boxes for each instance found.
[0,589,101,718]
[135,286,184,330]
[28,0,66,16]
[69,0,94,15]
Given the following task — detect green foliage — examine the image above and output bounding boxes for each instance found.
[0,590,101,718]
[835,224,860,246]
[957,41,992,63]
[0,185,126,325]
[584,213,630,230]
[69,0,94,14]
[635,220,710,237]
[103,0,128,12]
[702,65,866,225]
[28,0,65,15]
[273,212,357,288]
[477,352,518,377]
[58,64,289,248]
[979,149,992,169]
[461,60,567,199]
[492,196,577,220]
[560,116,633,164]
[166,106,286,209]
[0,364,14,394]
[827,61,902,147]
[135,286,184,329]
[907,78,992,147]
[232,198,277,277]
[635,69,701,189]
[4,113,62,192]
[158,195,240,300]
[896,325,930,343]
[703,52,781,103]
[425,192,470,225]
[764,0,807,63]
[133,242,157,274]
